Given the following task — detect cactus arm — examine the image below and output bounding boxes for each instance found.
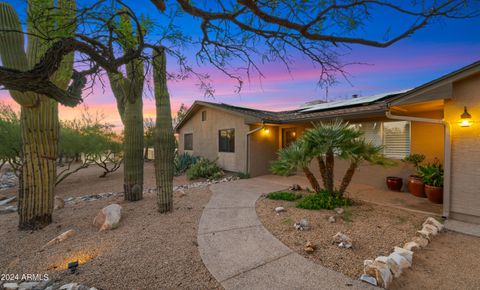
[0,3,39,107]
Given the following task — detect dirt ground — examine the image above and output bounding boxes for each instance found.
[0,165,222,290]
[257,193,480,289]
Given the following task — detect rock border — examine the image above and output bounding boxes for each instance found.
[359,217,444,289]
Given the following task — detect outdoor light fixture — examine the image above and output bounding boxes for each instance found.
[68,260,79,274]
[459,106,473,127]
[264,128,270,133]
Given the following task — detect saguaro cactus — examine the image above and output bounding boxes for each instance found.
[0,1,75,230]
[107,15,145,201]
[153,48,175,212]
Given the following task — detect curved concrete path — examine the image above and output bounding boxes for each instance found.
[198,175,374,290]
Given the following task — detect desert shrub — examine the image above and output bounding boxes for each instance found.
[174,152,201,176]
[267,191,302,201]
[296,190,352,210]
[186,158,224,180]
[237,172,250,179]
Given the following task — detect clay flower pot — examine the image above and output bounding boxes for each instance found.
[386,176,403,192]
[408,175,426,198]
[425,184,443,204]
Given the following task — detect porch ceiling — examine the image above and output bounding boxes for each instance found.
[390,99,445,114]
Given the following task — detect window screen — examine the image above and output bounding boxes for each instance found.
[383,121,410,159]
[184,133,193,150]
[201,111,207,121]
[219,129,235,152]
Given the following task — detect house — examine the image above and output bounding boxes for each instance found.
[175,61,480,225]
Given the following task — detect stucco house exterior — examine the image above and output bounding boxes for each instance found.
[175,61,480,225]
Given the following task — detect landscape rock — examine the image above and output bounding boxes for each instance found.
[389,252,411,270]
[0,196,16,206]
[54,197,65,210]
[422,223,438,236]
[328,216,336,223]
[0,172,18,189]
[304,241,316,253]
[416,229,432,241]
[359,274,377,286]
[375,256,401,278]
[294,219,310,231]
[274,206,285,213]
[18,281,39,289]
[412,236,429,248]
[334,207,344,215]
[43,229,77,249]
[403,241,421,251]
[3,282,19,290]
[364,260,392,289]
[289,184,302,191]
[0,205,17,214]
[93,204,122,230]
[332,232,352,248]
[423,217,444,231]
[0,193,6,200]
[393,246,413,264]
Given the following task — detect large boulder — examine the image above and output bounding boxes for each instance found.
[364,260,392,289]
[93,204,122,231]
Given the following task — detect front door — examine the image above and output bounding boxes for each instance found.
[282,128,297,148]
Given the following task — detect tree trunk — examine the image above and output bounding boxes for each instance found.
[153,48,175,213]
[325,149,335,192]
[123,98,144,201]
[338,161,357,196]
[316,156,328,188]
[302,166,321,193]
[18,99,58,230]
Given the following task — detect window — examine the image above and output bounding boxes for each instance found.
[219,129,235,152]
[184,133,193,150]
[352,121,410,159]
[201,111,207,121]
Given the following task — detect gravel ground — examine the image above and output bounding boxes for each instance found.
[0,166,222,290]
[257,194,427,279]
[257,192,480,289]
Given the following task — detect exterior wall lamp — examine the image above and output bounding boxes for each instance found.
[264,128,270,134]
[459,106,473,127]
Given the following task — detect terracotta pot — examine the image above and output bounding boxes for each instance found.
[425,184,443,204]
[408,175,426,198]
[386,176,403,192]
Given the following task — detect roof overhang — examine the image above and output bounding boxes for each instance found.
[389,61,480,107]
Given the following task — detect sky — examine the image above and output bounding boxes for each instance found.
[1,1,479,129]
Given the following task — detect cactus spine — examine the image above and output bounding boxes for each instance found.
[0,1,75,230]
[153,48,175,212]
[107,15,144,201]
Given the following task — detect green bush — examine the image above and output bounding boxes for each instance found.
[186,157,224,180]
[267,191,302,201]
[237,172,250,179]
[296,190,352,210]
[174,152,201,176]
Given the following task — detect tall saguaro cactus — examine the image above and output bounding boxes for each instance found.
[153,48,175,212]
[0,1,75,230]
[107,14,145,201]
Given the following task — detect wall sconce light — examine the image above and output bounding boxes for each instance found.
[264,128,270,134]
[459,106,473,127]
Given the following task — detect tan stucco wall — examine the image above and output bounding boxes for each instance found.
[410,111,445,163]
[177,106,249,173]
[444,72,480,223]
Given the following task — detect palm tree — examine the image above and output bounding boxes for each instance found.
[271,139,321,192]
[302,120,362,192]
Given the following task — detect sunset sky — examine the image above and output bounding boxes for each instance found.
[1,1,479,129]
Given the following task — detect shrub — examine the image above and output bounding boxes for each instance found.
[174,152,201,176]
[296,190,352,210]
[267,191,302,201]
[237,172,250,179]
[186,157,224,180]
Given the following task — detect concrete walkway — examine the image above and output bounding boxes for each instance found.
[197,175,373,290]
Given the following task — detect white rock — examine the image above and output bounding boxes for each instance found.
[394,246,413,264]
[43,229,77,249]
[3,283,19,290]
[274,207,285,213]
[59,283,79,290]
[18,281,39,290]
[338,241,352,249]
[359,274,377,286]
[422,223,438,236]
[93,204,122,230]
[423,217,444,231]
[375,255,401,278]
[328,216,336,223]
[54,196,65,209]
[332,232,352,248]
[0,196,16,206]
[416,229,432,241]
[334,207,344,215]
[364,260,392,289]
[389,252,411,270]
[412,236,429,248]
[403,241,421,251]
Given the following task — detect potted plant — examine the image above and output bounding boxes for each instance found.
[403,154,426,197]
[418,161,444,204]
[386,176,403,191]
